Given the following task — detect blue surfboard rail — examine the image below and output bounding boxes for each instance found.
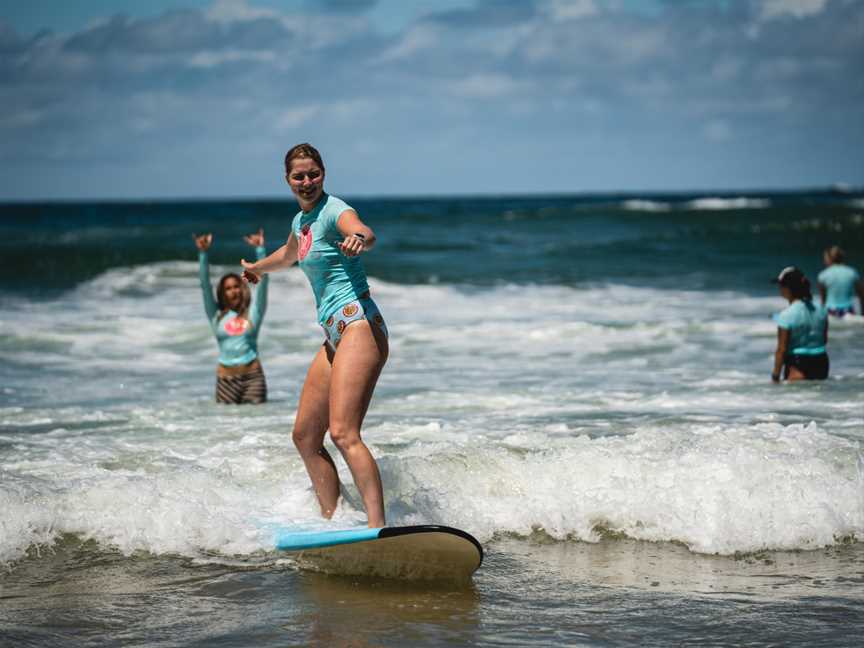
[274,526,382,551]
[273,524,484,567]
[272,524,484,581]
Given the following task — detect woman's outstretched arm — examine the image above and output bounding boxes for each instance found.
[241,232,298,284]
[336,209,376,257]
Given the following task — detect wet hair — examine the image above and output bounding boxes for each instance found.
[774,266,813,301]
[216,273,251,316]
[824,245,845,264]
[284,143,325,175]
[789,275,813,301]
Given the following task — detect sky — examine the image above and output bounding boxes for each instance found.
[0,0,862,200]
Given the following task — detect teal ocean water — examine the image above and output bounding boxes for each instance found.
[2,190,863,646]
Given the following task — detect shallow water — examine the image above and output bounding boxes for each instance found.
[3,536,863,647]
[2,193,863,645]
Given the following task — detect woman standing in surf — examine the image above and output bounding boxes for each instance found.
[771,266,829,382]
[240,143,389,528]
[196,229,269,404]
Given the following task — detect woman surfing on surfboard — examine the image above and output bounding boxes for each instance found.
[240,143,389,528]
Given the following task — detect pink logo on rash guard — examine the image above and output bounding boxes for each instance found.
[298,224,312,261]
[224,317,249,336]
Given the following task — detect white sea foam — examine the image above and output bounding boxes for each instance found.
[684,197,771,210]
[619,197,772,211]
[620,200,672,212]
[1,263,862,564]
[385,421,864,554]
[0,475,60,564]
[1,421,861,562]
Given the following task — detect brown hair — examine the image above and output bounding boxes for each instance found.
[789,275,813,301]
[216,273,251,317]
[781,272,812,300]
[284,143,325,175]
[824,245,845,264]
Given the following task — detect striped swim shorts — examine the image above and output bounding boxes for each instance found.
[322,294,388,349]
[215,367,267,404]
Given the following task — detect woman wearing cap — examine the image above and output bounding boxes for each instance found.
[239,143,389,528]
[771,266,829,382]
[817,246,864,317]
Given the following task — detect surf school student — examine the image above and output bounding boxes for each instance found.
[818,246,863,317]
[195,229,269,404]
[240,143,389,528]
[771,266,829,382]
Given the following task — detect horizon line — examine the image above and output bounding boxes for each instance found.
[1,183,862,206]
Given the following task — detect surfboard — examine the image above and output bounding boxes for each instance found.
[273,524,483,582]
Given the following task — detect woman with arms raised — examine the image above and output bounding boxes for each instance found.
[195,229,269,404]
[241,143,389,528]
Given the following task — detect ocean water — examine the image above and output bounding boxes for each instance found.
[1,190,863,646]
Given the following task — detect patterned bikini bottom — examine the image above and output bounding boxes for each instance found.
[322,294,389,349]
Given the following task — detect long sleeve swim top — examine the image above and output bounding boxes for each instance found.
[199,246,268,366]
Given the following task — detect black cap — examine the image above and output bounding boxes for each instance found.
[772,266,806,287]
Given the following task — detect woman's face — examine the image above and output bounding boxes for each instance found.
[223,276,243,309]
[287,157,324,207]
[779,285,793,301]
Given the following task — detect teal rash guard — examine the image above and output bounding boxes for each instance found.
[818,264,860,310]
[199,247,268,366]
[773,299,828,355]
[292,194,370,325]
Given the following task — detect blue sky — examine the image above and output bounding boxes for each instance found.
[1,0,862,199]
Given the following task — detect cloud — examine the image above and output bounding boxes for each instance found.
[0,0,862,198]
[188,48,275,68]
[0,108,45,128]
[64,10,294,54]
[275,99,376,132]
[374,24,439,63]
[207,0,280,23]
[448,73,524,98]
[0,19,26,53]
[704,119,733,143]
[309,0,378,13]
[425,0,538,28]
[758,0,829,21]
[543,0,598,22]
[276,105,320,131]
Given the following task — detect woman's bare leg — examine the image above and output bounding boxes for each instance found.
[293,343,341,518]
[329,320,388,527]
[787,366,807,381]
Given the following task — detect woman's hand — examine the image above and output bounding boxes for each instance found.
[193,233,213,252]
[244,228,264,248]
[338,233,366,257]
[240,259,261,284]
[336,210,375,255]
